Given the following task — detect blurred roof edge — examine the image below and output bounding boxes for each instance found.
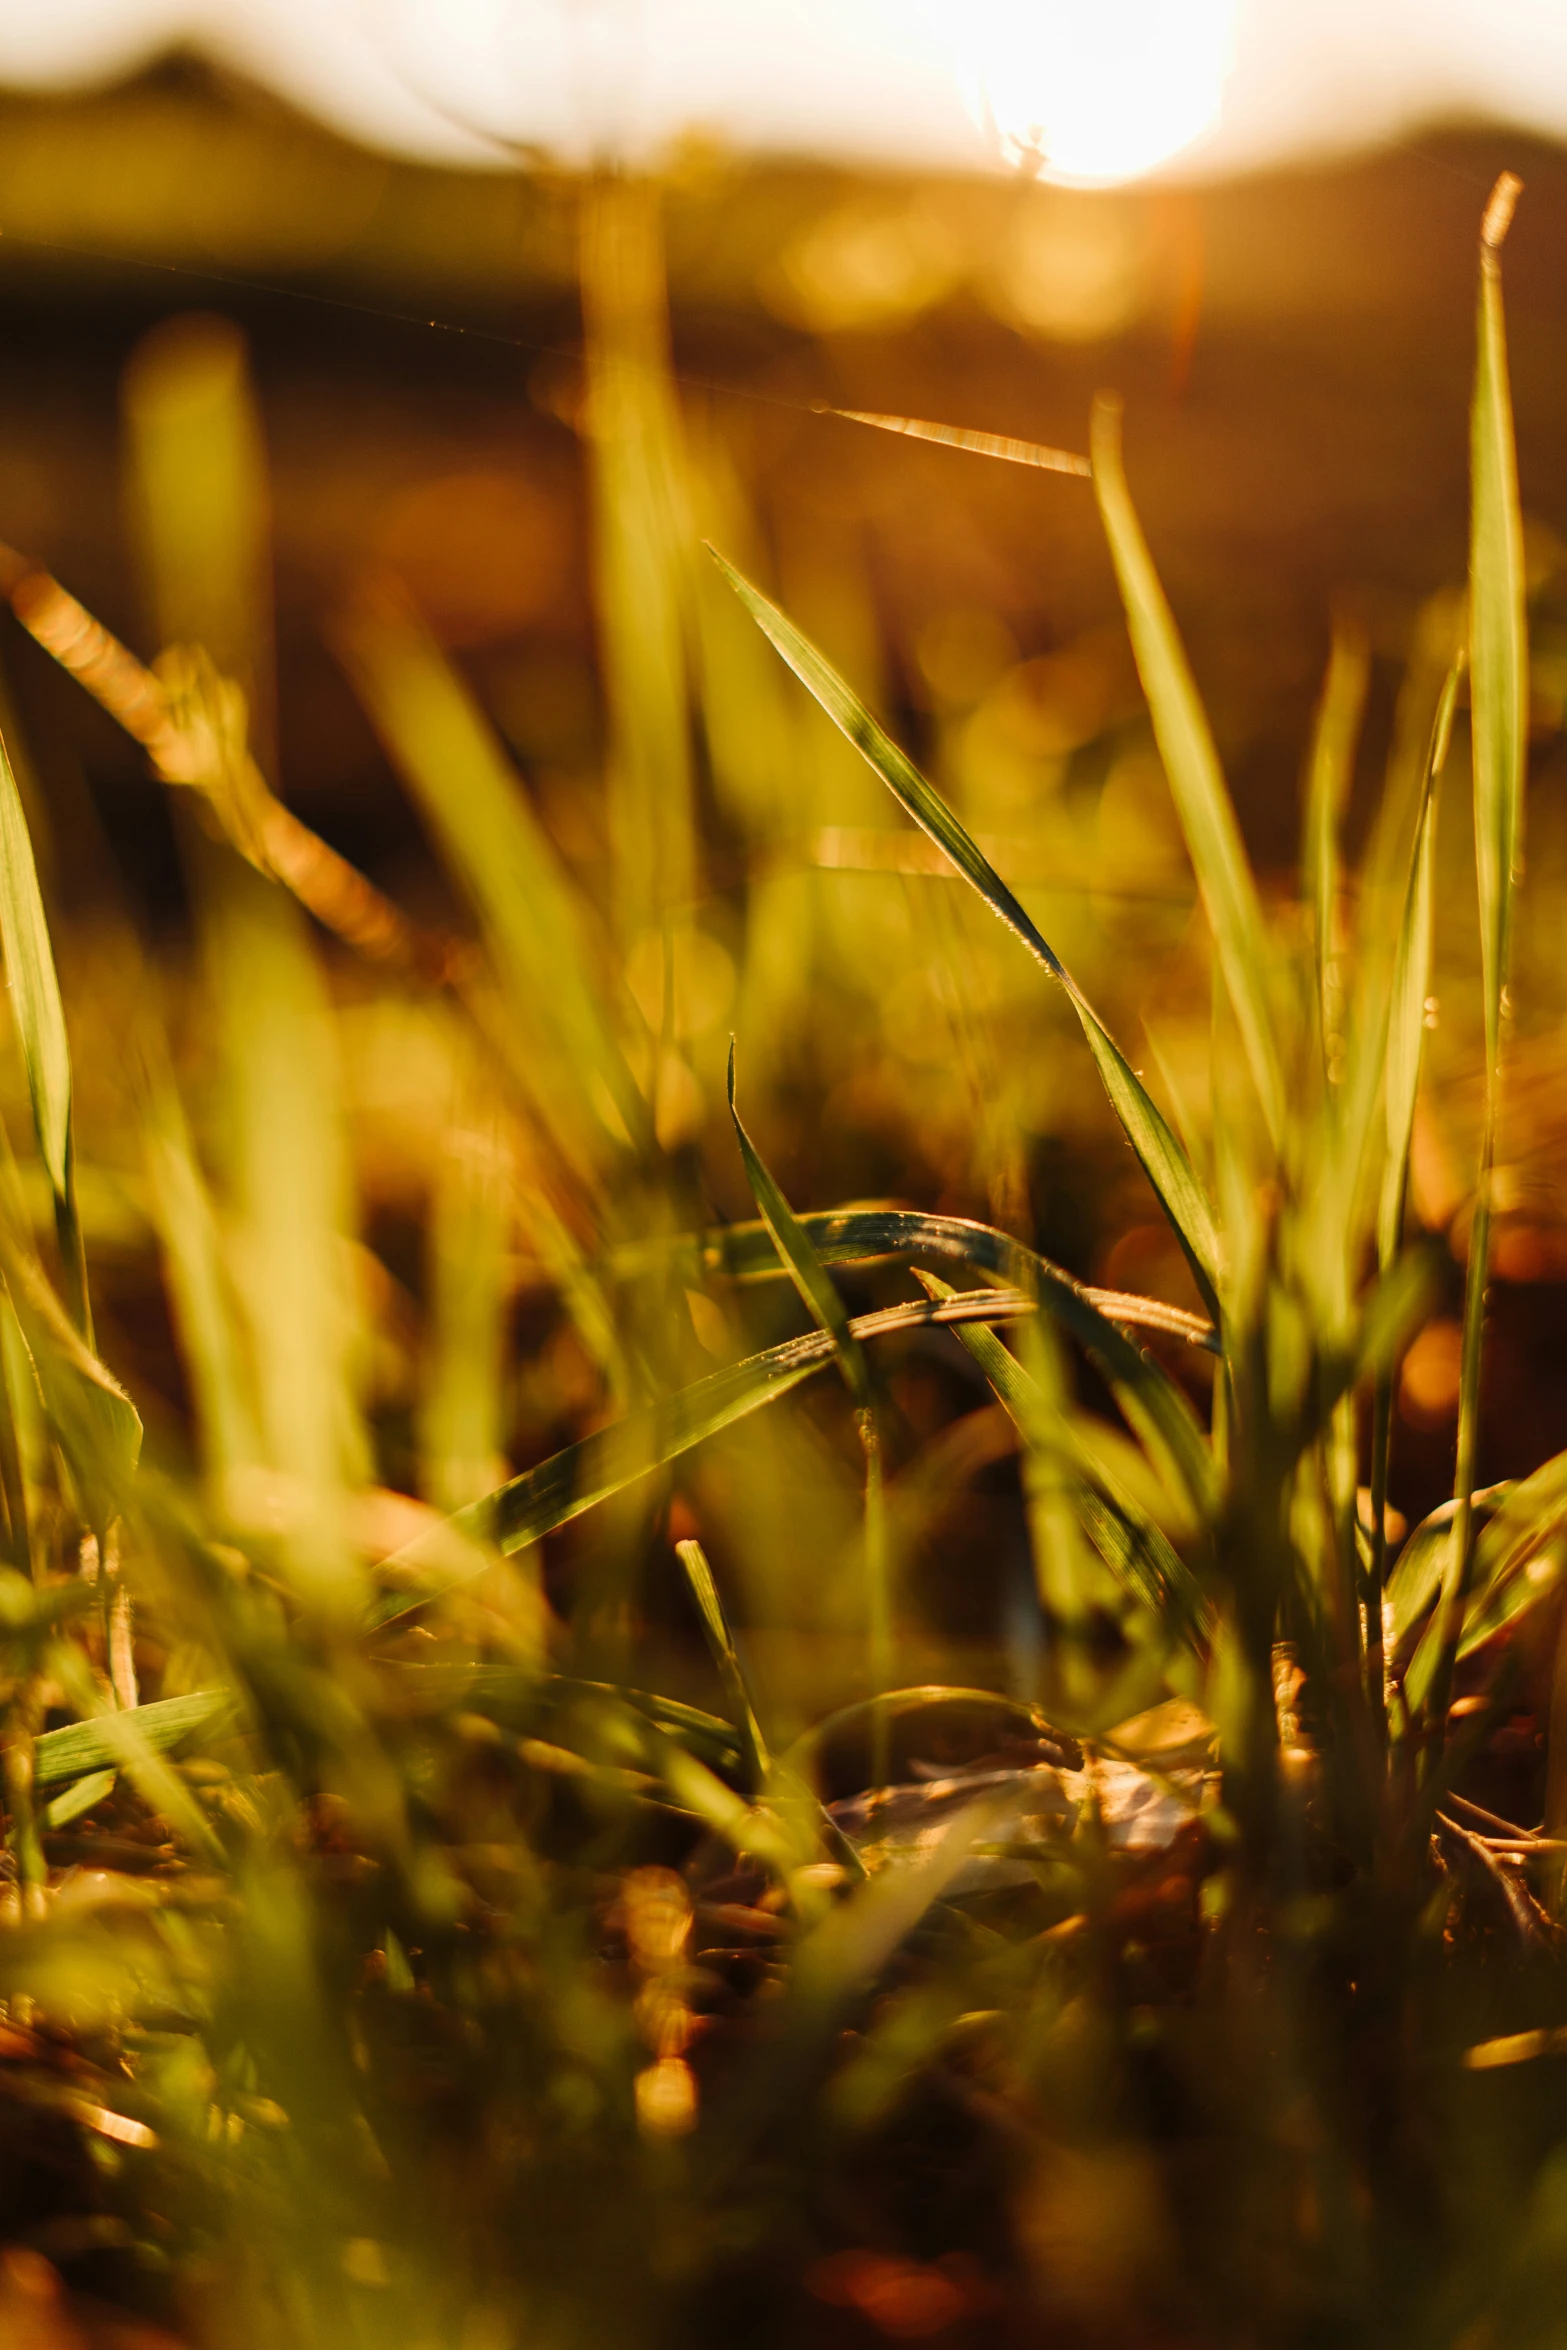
[0,54,1562,329]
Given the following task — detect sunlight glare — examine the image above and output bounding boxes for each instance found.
[937,0,1239,184]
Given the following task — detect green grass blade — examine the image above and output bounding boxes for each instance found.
[33,1687,233,1790]
[1366,667,1456,1686]
[1386,1497,1470,1657]
[334,589,647,1162]
[1091,396,1284,1148]
[1454,1457,1567,1657]
[692,1205,1216,1520]
[1427,174,1528,1747]
[43,1767,116,1830]
[204,855,363,1610]
[122,314,273,754]
[676,1537,772,1790]
[46,1648,224,1862]
[1470,174,1529,1082]
[915,1270,1202,1632]
[0,725,87,1335]
[708,548,1220,1315]
[1303,625,1368,1069]
[581,177,698,949]
[727,1042,870,1412]
[692,1206,1213,1346]
[141,1064,260,1486]
[825,407,1091,479]
[1390,1455,1567,1691]
[369,1288,1036,1627]
[0,1137,140,1537]
[422,1099,512,1515]
[1379,677,1456,1270]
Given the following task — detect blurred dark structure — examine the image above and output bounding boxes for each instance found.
[1,59,1565,905]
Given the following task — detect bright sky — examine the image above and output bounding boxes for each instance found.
[1,0,1566,183]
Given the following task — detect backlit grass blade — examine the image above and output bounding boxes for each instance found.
[206,856,363,1612]
[1331,650,1460,1309]
[689,1205,1216,1520]
[1091,395,1284,1149]
[422,1099,512,1515]
[141,1063,260,1487]
[334,588,647,1162]
[1302,625,1369,1070]
[46,1645,223,1862]
[1380,676,1457,1271]
[727,1044,870,1414]
[691,1206,1215,1351]
[676,1537,771,1791]
[728,1040,888,1706]
[370,1288,1036,1627]
[122,314,273,763]
[0,726,87,1336]
[915,1270,1202,1632]
[581,177,698,949]
[709,548,1220,1317]
[824,407,1091,479]
[1427,174,1528,1746]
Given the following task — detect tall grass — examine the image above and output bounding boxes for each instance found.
[0,167,1556,2350]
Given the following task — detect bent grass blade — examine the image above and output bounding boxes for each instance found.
[695,1204,1216,1522]
[677,1537,772,1792]
[708,548,1221,1318]
[1091,395,1284,1152]
[914,1269,1204,1634]
[369,1289,1035,1627]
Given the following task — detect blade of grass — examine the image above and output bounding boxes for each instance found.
[370,1287,1036,1627]
[581,176,697,950]
[1366,669,1457,1709]
[728,1040,890,1734]
[1091,395,1284,1149]
[688,1206,1214,1348]
[333,587,648,1164]
[422,1098,512,1516]
[726,1045,872,1415]
[121,314,274,769]
[676,1537,771,1792]
[204,853,363,1614]
[823,407,1091,479]
[33,1687,233,1790]
[0,1128,140,1538]
[708,549,1220,1317]
[140,1060,260,1489]
[689,1205,1216,1521]
[914,1269,1203,1634]
[46,1646,224,1863]
[1303,624,1369,1077]
[1427,174,1528,1753]
[0,725,87,1337]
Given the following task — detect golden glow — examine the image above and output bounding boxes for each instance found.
[939,0,1238,185]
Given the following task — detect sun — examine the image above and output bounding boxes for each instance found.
[933,0,1239,186]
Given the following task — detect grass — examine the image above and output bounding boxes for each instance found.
[0,163,1557,2350]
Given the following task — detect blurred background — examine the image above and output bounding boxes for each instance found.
[0,6,1566,1718]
